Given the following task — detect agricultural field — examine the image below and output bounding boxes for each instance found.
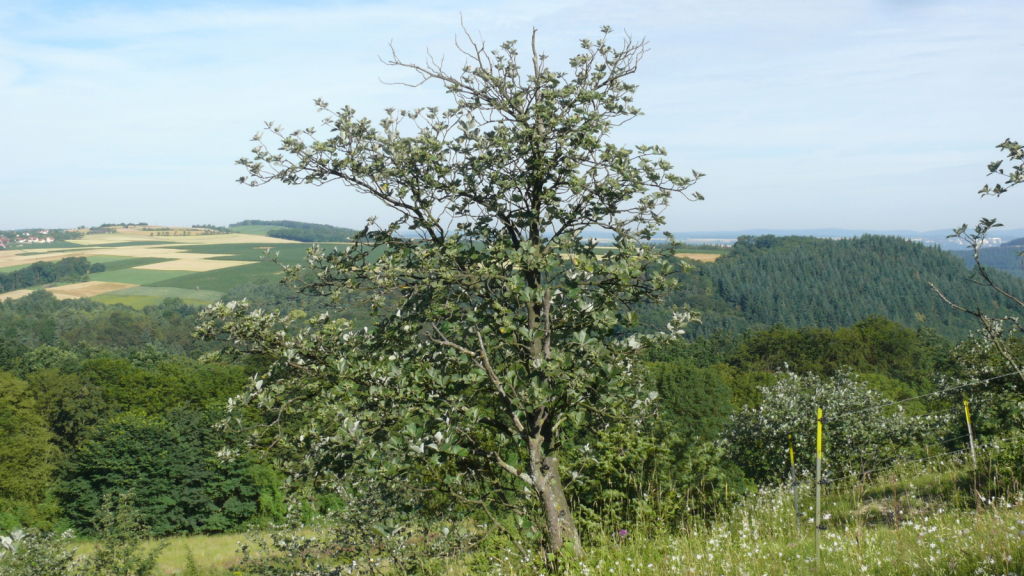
[0,227,324,308]
[0,229,729,308]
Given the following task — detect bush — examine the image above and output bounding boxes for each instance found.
[77,493,164,576]
[724,370,945,484]
[88,263,105,274]
[0,529,78,576]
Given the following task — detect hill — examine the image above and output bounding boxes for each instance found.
[950,246,1024,278]
[644,234,1024,341]
[228,219,358,242]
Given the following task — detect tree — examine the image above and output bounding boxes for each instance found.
[206,26,703,558]
[0,373,56,505]
[60,409,276,536]
[931,139,1024,389]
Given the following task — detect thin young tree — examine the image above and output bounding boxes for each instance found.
[202,25,702,557]
[931,138,1024,386]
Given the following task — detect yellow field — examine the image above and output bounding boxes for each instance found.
[0,227,292,271]
[675,252,721,262]
[1,282,137,302]
[0,289,38,301]
[69,227,294,246]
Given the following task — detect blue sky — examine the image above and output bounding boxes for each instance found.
[1,0,1022,232]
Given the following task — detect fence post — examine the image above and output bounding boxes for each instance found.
[815,408,822,570]
[964,400,977,468]
[790,434,799,533]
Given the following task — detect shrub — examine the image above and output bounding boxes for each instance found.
[77,493,164,576]
[0,529,78,576]
[724,370,944,484]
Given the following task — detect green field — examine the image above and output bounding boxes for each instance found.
[91,285,223,309]
[88,268,198,285]
[97,257,174,272]
[175,243,323,261]
[147,261,285,292]
[0,263,31,273]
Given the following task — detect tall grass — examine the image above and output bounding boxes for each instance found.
[73,452,1023,575]
[460,453,1024,576]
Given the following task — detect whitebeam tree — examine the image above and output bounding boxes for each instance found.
[932,139,1024,386]
[200,26,703,557]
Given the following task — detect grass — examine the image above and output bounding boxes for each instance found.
[146,261,285,292]
[91,286,224,309]
[96,257,175,272]
[90,295,216,309]
[73,532,248,575]
[469,454,1024,576]
[175,243,321,262]
[83,255,135,264]
[73,451,1022,576]
[87,268,197,285]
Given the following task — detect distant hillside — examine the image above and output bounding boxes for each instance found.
[642,235,1024,341]
[229,220,358,242]
[950,247,1024,278]
[1004,236,1024,247]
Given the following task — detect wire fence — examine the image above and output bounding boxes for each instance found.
[789,370,1020,566]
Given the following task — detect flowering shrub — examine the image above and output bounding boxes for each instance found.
[724,370,945,483]
[0,529,77,576]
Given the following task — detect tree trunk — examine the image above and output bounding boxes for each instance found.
[530,446,583,556]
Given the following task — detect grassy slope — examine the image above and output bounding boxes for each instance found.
[79,454,1022,576]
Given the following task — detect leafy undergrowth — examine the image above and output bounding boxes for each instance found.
[462,455,1024,576]
[71,455,1024,576]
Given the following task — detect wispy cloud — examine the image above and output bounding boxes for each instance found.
[1,0,1022,231]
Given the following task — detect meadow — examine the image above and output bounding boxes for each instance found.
[66,450,1023,576]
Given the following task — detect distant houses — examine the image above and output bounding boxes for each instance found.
[2,232,55,247]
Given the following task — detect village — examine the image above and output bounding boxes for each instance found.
[0,230,59,249]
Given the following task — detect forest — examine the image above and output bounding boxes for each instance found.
[228,220,358,242]
[0,232,1021,573]
[651,234,1024,341]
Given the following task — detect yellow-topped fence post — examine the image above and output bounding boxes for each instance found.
[815,408,823,570]
[790,434,799,532]
[964,400,977,468]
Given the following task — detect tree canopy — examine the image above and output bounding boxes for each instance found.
[207,26,703,558]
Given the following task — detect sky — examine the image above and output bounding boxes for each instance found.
[1,0,1023,233]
